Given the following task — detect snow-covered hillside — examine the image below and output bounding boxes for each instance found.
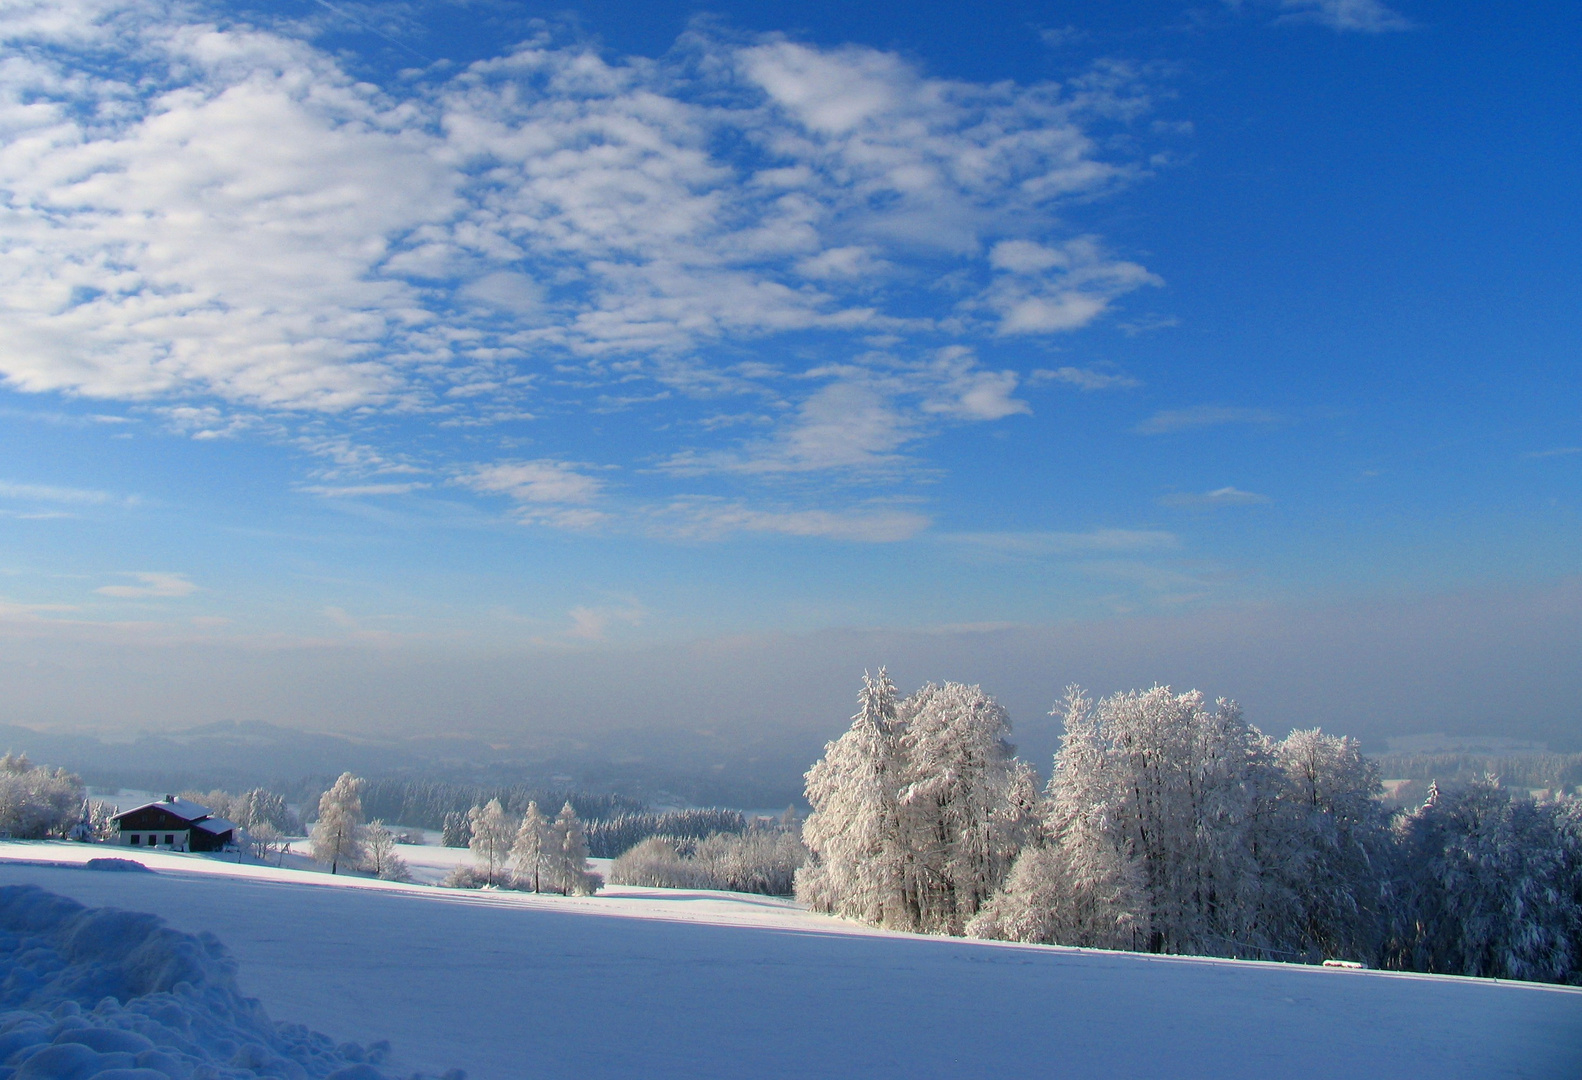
[0,842,1577,1080]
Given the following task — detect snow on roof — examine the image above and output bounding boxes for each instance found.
[111,796,213,823]
[193,816,235,835]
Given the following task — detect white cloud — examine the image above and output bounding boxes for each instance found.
[462,460,603,504]
[0,8,1158,415]
[566,597,646,641]
[0,2,1170,540]
[658,497,930,542]
[299,483,430,498]
[986,238,1160,335]
[945,528,1178,556]
[0,480,124,505]
[1274,0,1412,32]
[96,571,198,598]
[662,378,915,476]
[1157,486,1271,508]
[1031,366,1141,391]
[460,459,608,529]
[1132,406,1281,435]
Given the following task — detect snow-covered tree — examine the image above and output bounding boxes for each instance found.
[309,772,367,874]
[1268,728,1393,962]
[798,669,905,924]
[363,820,412,882]
[547,801,601,895]
[1388,777,1581,983]
[247,821,287,864]
[0,755,85,840]
[442,811,469,848]
[893,682,1038,933]
[511,801,551,893]
[799,672,1036,933]
[973,687,1285,956]
[468,799,513,887]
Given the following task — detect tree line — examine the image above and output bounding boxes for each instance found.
[797,672,1582,985]
[357,778,641,833]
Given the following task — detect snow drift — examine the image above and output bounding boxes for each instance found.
[0,884,442,1080]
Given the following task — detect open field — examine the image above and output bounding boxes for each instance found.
[0,841,1577,1080]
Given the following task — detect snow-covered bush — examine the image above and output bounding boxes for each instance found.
[0,883,451,1078]
[0,754,85,840]
[610,837,709,889]
[441,864,491,889]
[691,829,807,895]
[615,829,806,895]
[363,821,412,882]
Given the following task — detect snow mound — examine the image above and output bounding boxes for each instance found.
[0,885,453,1080]
[83,860,153,874]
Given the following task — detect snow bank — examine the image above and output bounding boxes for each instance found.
[0,884,454,1080]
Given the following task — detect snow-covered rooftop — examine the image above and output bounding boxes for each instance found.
[111,796,214,823]
[193,816,235,835]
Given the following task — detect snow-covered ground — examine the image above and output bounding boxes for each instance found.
[0,841,1577,1080]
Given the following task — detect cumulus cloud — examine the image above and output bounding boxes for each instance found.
[0,1,1171,540]
[1132,406,1281,435]
[1157,486,1270,508]
[986,237,1160,335]
[0,4,1154,412]
[96,572,198,598]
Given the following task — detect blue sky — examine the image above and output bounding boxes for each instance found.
[0,0,1578,755]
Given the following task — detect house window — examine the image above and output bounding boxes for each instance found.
[164,835,174,845]
[129,834,140,845]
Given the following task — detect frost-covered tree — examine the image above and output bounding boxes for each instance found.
[1387,778,1582,983]
[798,670,905,923]
[893,682,1038,933]
[0,755,85,840]
[468,799,513,887]
[363,820,412,882]
[799,672,1036,933]
[546,801,601,896]
[1268,728,1394,961]
[247,821,287,864]
[309,772,366,874]
[511,801,551,893]
[442,811,470,848]
[973,687,1284,956]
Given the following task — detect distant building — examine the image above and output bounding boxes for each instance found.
[111,796,235,852]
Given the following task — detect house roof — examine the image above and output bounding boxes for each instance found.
[111,796,214,824]
[193,816,235,836]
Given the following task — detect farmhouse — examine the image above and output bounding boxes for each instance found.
[112,796,235,852]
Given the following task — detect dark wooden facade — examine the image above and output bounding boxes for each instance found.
[112,801,234,852]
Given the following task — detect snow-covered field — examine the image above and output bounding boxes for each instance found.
[0,841,1577,1080]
